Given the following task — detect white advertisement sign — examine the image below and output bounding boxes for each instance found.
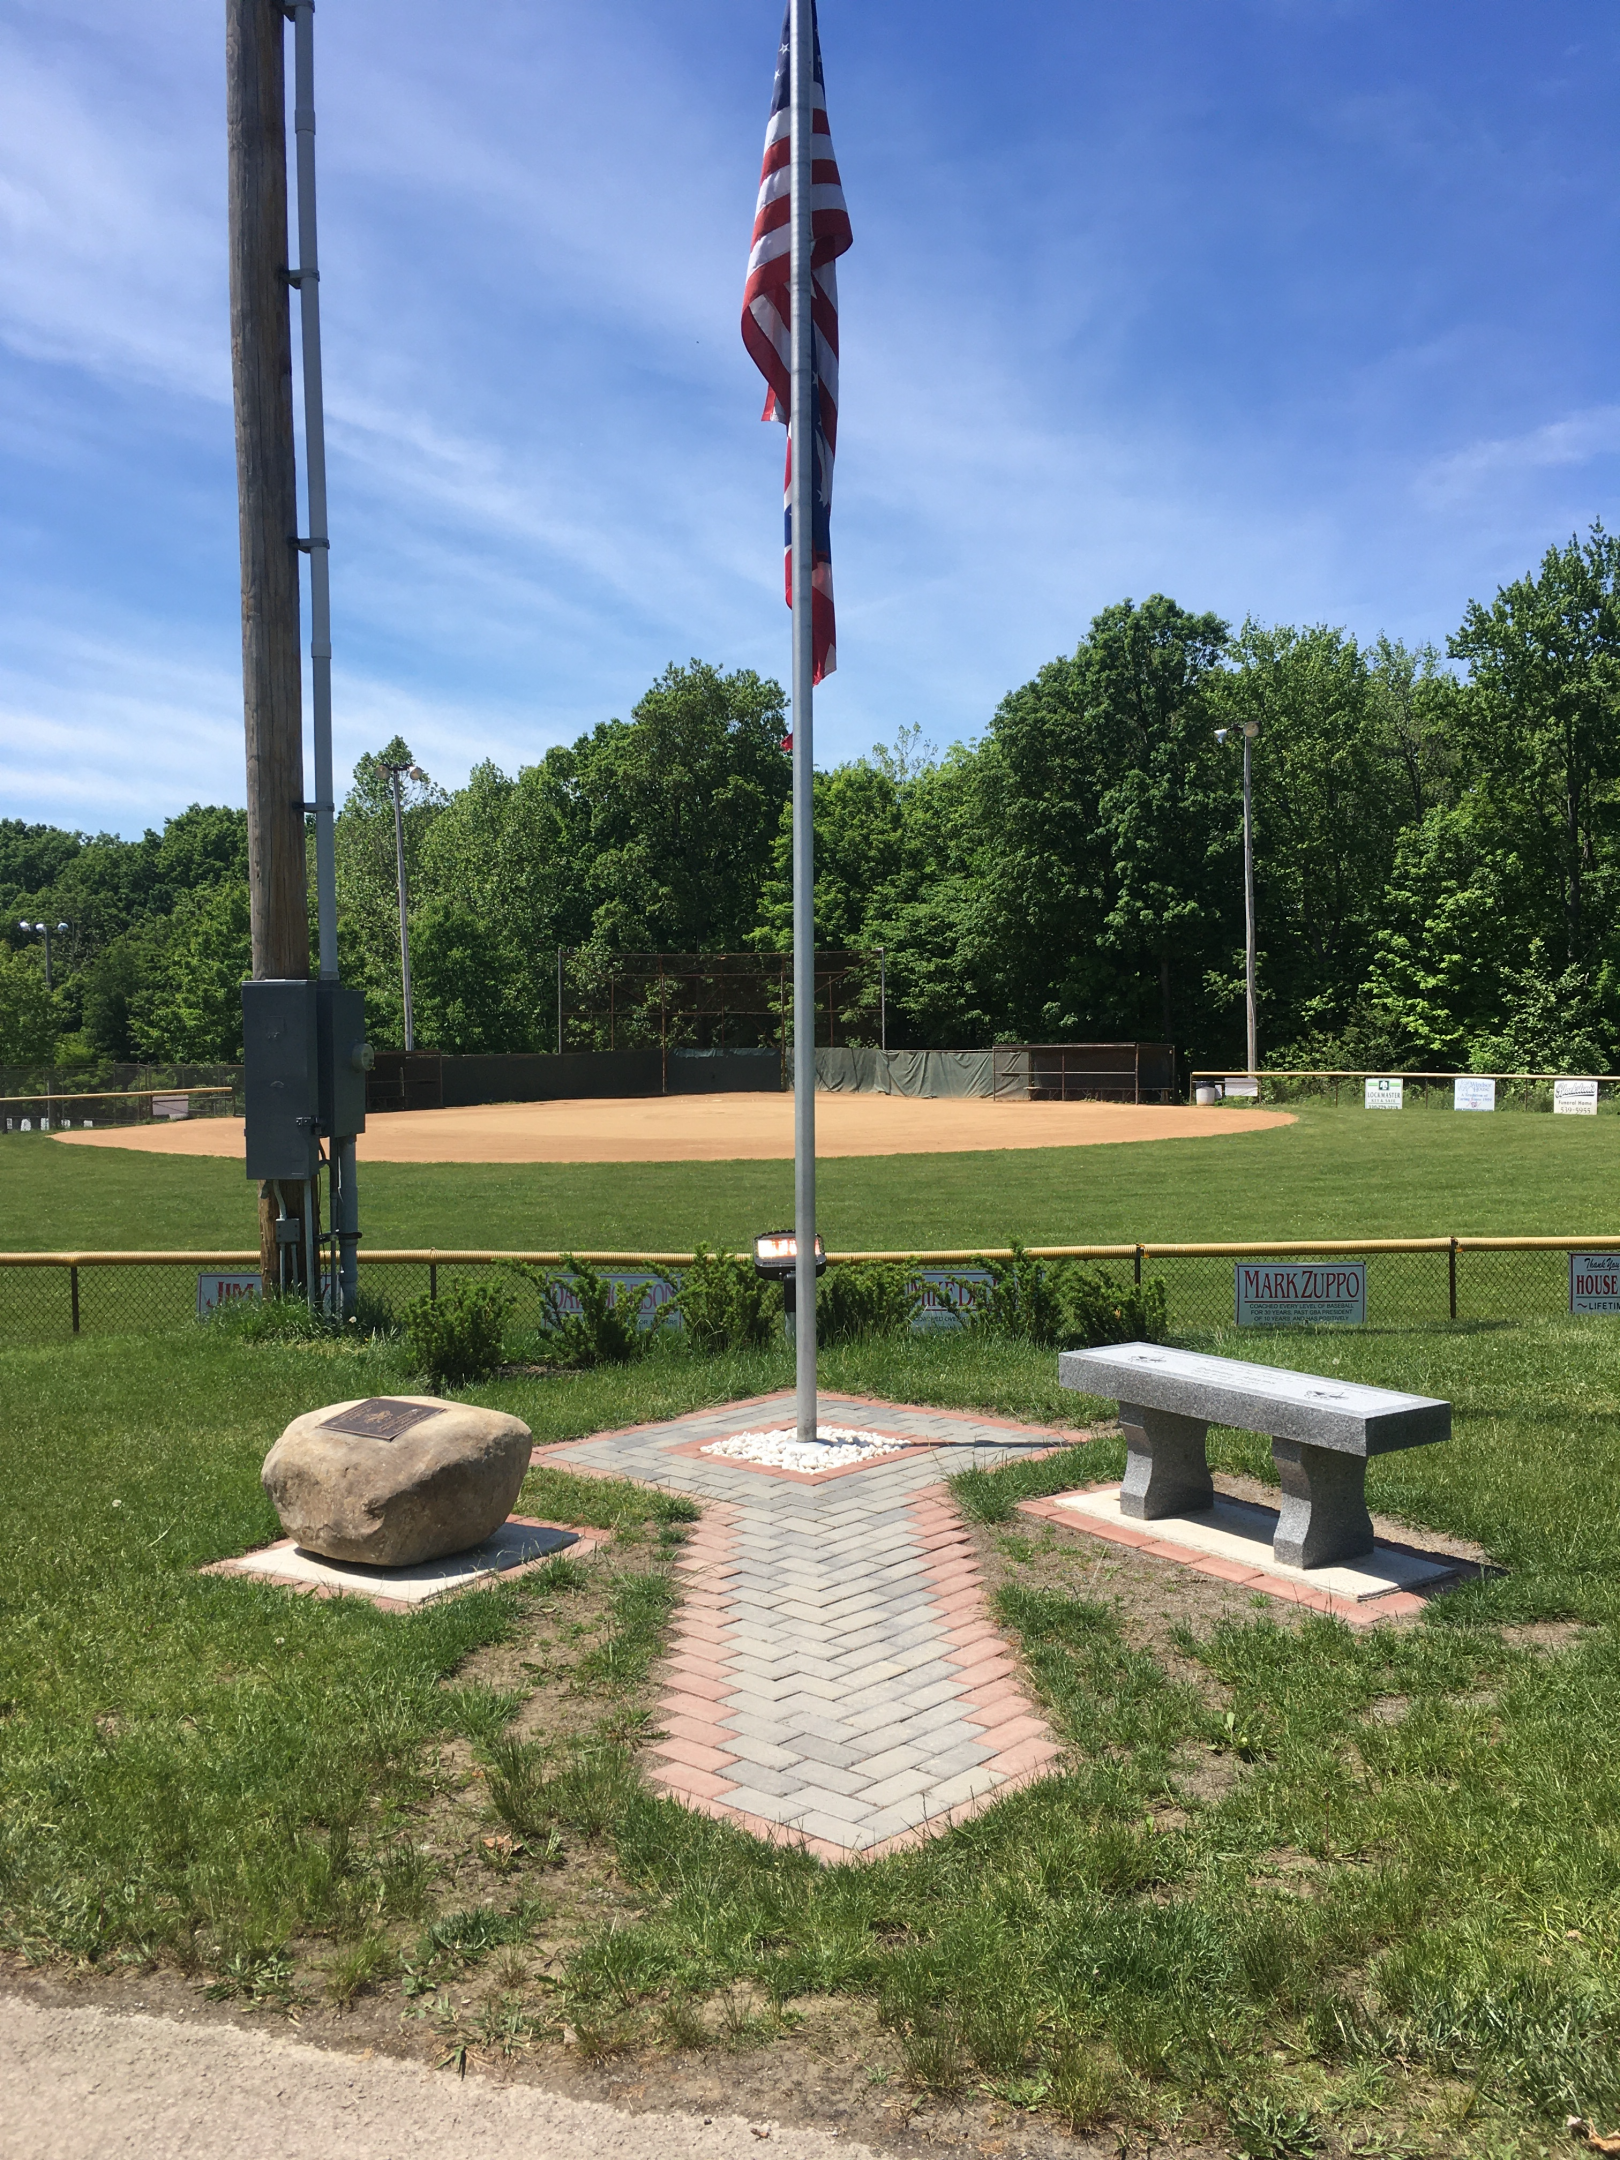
[1570,1252,1620,1314]
[198,1272,262,1316]
[912,1268,993,1331]
[1454,1076,1496,1112]
[1236,1261,1367,1326]
[545,1273,679,1330]
[1554,1080,1599,1116]
[1223,1076,1260,1100]
[1364,1077,1403,1110]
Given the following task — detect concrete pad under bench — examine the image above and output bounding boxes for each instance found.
[1049,1483,1455,1600]
[204,1516,604,1611]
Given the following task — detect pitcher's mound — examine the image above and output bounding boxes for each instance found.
[53,1093,1290,1164]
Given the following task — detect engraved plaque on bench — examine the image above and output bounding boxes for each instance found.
[316,1397,440,1443]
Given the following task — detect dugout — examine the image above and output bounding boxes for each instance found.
[992,1043,1176,1104]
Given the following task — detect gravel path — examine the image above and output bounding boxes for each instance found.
[0,1995,877,2160]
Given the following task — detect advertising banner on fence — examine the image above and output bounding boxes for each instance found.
[1569,1253,1620,1314]
[1454,1077,1496,1112]
[1364,1077,1402,1109]
[1236,1261,1366,1326]
[1555,1080,1599,1116]
[198,1273,261,1316]
[1223,1076,1260,1099]
[912,1268,993,1331]
[545,1273,678,1330]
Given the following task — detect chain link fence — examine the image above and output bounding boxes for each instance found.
[1,1241,1613,1345]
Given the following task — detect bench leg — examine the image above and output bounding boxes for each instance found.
[1118,1402,1214,1520]
[1271,1441,1375,1568]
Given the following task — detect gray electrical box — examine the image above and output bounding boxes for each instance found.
[242,979,320,1182]
[317,981,369,1141]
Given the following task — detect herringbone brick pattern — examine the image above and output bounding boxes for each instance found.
[534,1393,1076,1862]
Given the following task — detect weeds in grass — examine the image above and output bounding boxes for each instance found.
[1226,2093,1326,2159]
[658,1993,711,2050]
[326,1933,397,2006]
[419,1899,544,1969]
[1046,2041,1116,2131]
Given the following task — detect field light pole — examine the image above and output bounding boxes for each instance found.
[381,762,422,1051]
[1217,722,1260,1075]
[788,0,818,1446]
[18,920,68,991]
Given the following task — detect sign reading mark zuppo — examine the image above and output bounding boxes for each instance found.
[1236,1261,1367,1326]
[1555,1080,1599,1116]
[1570,1252,1620,1314]
[1364,1077,1402,1109]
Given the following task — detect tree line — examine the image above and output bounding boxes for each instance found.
[6,525,1620,1078]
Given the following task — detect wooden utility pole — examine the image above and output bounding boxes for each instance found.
[227,0,313,1288]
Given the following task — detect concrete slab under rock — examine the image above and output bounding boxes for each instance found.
[204,1517,601,1610]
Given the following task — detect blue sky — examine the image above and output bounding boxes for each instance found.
[3,0,1619,838]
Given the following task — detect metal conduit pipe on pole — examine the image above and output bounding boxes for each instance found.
[789,0,818,1446]
[287,0,336,984]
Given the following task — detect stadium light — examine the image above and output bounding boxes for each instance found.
[17,918,69,990]
[378,764,419,1050]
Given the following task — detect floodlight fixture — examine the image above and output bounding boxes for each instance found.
[752,1231,826,1280]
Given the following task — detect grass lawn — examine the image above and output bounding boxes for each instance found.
[3,1308,1618,2155]
[5,1099,1620,1253]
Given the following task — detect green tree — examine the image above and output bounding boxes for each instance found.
[129,880,253,1062]
[979,596,1232,1047]
[1448,523,1620,967]
[0,946,58,1065]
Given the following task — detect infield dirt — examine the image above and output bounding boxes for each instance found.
[52,1093,1290,1165]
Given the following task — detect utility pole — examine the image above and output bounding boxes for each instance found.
[228,0,313,1295]
[1242,721,1259,1077]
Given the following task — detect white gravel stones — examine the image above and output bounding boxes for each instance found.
[700,1425,910,1474]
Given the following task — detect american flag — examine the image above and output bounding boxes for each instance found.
[741,2,852,686]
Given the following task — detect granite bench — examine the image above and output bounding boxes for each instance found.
[1058,1342,1450,1569]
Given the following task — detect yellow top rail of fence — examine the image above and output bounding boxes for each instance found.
[5,1236,1620,1270]
[0,1085,235,1106]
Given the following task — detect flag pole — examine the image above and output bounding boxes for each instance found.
[789,0,817,1445]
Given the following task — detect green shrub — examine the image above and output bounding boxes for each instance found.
[1060,1264,1167,1347]
[665,1244,781,1353]
[965,1242,1166,1349]
[525,1256,643,1367]
[401,1278,513,1387]
[966,1240,1068,1346]
[817,1261,923,1344]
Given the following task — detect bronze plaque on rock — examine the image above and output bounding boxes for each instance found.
[317,1397,440,1442]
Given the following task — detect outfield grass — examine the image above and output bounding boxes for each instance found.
[3,1310,1618,2151]
[5,1099,1620,1253]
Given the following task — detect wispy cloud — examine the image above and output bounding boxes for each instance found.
[1416,407,1620,508]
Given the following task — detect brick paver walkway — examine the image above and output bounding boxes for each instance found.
[536,1392,1079,1863]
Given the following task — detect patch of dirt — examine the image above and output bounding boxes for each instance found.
[1501,1619,1589,1654]
[1366,1696,1409,1724]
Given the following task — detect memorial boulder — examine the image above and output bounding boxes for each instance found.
[262,1395,532,1567]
